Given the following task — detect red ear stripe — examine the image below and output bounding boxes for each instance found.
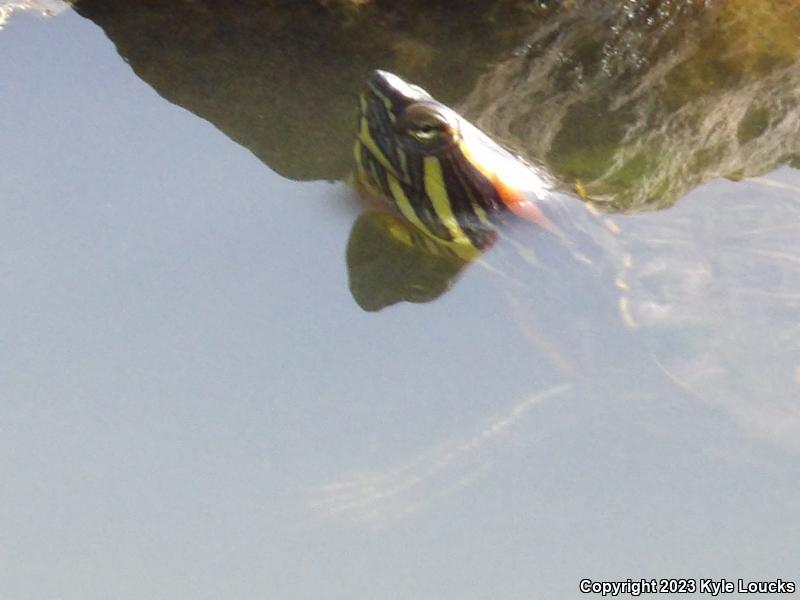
[490,172,557,233]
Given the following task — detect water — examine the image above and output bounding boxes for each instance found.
[2,4,799,599]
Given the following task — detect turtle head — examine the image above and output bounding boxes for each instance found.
[356,70,462,175]
[354,70,553,254]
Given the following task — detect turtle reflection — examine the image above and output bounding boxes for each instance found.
[346,211,471,311]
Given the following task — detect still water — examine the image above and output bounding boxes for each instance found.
[2,3,799,599]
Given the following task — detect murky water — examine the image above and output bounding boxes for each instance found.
[2,3,799,599]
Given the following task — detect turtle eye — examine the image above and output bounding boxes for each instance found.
[398,102,455,144]
[408,122,444,143]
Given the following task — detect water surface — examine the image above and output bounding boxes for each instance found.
[2,4,799,600]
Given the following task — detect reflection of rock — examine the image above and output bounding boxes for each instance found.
[460,0,800,210]
[69,1,799,204]
[0,0,66,27]
[346,211,470,311]
[70,0,547,181]
[70,1,800,206]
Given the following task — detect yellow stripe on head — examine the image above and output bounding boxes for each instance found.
[353,141,381,196]
[423,156,470,245]
[385,215,473,262]
[389,170,478,261]
[387,174,433,235]
[359,89,412,184]
[358,119,404,186]
[368,86,398,122]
